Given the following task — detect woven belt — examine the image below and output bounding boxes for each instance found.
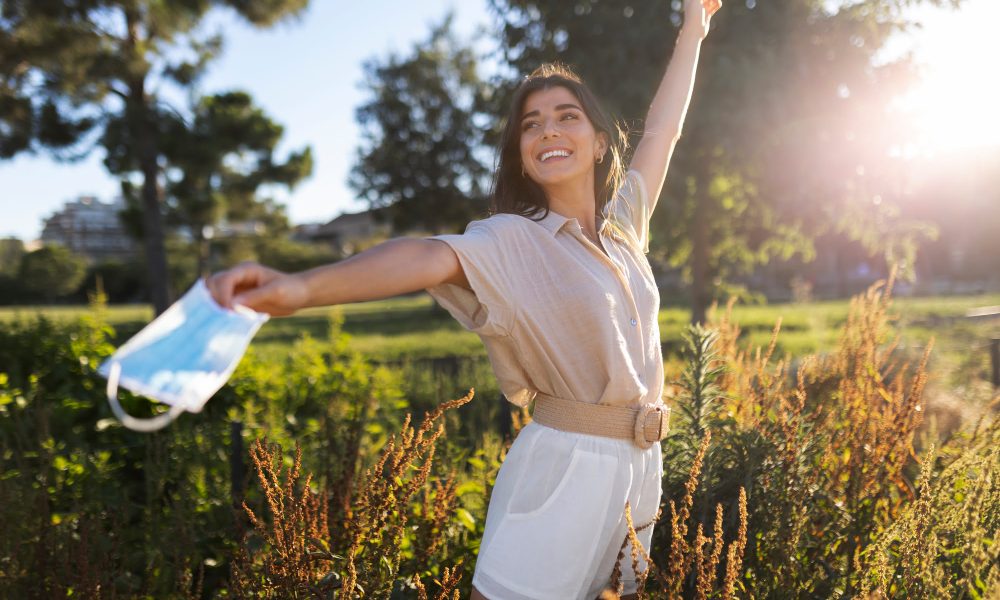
[531,393,671,450]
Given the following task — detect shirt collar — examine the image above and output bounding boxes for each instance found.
[531,208,572,237]
[531,207,616,241]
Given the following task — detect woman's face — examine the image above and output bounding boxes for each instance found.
[518,86,607,191]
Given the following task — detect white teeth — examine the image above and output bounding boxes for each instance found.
[539,149,571,162]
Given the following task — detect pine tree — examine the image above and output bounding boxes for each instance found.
[0,0,309,313]
[351,16,491,235]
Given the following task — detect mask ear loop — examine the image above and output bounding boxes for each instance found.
[105,361,186,432]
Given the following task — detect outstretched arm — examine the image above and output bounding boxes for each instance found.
[629,0,721,206]
[207,238,469,316]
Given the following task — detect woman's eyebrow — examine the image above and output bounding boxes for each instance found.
[520,103,584,122]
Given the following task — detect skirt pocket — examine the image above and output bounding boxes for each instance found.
[479,444,622,599]
[506,445,588,519]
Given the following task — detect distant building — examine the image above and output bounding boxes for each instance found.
[294,208,394,255]
[41,195,136,263]
[180,221,267,242]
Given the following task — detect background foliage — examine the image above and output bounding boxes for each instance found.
[1,281,998,597]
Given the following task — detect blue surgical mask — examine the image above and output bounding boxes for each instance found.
[98,279,268,432]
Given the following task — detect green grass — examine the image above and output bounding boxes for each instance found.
[3,291,999,366]
[4,290,997,421]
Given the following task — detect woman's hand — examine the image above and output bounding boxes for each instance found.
[683,0,722,40]
[205,262,309,317]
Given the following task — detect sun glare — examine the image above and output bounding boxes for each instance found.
[893,0,1000,154]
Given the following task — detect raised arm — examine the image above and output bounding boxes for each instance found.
[629,0,720,205]
[207,238,469,316]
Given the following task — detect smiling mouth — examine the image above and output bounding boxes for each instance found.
[537,149,572,162]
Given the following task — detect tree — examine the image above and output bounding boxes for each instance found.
[489,0,960,322]
[0,237,28,304]
[112,91,313,278]
[0,238,24,275]
[0,0,308,314]
[77,258,147,303]
[351,16,491,235]
[19,245,87,302]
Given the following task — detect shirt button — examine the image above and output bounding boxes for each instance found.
[630,318,637,326]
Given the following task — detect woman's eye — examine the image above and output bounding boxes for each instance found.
[561,113,579,121]
[522,121,538,131]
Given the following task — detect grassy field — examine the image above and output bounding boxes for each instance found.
[2,290,998,365]
[4,289,997,443]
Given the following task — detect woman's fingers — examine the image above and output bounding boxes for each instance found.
[232,273,307,317]
[205,267,239,308]
[205,271,232,308]
[684,0,721,33]
[233,284,299,317]
[206,262,274,309]
[232,284,279,315]
[704,0,722,16]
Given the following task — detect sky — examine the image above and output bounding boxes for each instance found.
[1,0,997,242]
[0,0,494,241]
[889,0,1000,155]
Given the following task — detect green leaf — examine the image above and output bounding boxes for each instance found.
[455,481,484,497]
[456,507,476,531]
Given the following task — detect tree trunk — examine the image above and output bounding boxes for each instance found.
[690,168,710,326]
[135,96,172,315]
[125,6,171,315]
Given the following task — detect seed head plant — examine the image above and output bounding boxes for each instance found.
[231,390,474,598]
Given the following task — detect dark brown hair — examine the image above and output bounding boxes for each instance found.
[489,63,627,220]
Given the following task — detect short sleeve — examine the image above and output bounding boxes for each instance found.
[603,169,651,254]
[425,220,514,337]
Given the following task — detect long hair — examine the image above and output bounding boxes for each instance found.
[489,63,627,220]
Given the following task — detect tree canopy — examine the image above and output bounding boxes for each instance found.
[19,245,87,302]
[0,0,309,313]
[111,90,314,278]
[488,0,961,321]
[351,16,491,235]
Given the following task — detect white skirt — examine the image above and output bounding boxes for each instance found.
[472,421,663,600]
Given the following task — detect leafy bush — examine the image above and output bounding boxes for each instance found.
[1,275,998,598]
[18,245,87,302]
[0,296,472,598]
[640,273,998,599]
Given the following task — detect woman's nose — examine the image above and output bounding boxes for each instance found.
[541,118,560,138]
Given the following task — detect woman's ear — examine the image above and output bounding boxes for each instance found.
[595,131,609,161]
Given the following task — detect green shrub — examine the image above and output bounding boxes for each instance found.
[2,277,998,598]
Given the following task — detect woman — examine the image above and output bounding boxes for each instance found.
[208,1,719,597]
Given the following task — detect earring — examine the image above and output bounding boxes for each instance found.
[596,154,605,164]
[521,165,526,177]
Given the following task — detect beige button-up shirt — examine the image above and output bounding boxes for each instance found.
[426,170,662,410]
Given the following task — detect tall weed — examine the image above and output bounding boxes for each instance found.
[3,275,999,598]
[230,392,474,598]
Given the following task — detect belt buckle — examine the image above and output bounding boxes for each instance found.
[633,403,667,450]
